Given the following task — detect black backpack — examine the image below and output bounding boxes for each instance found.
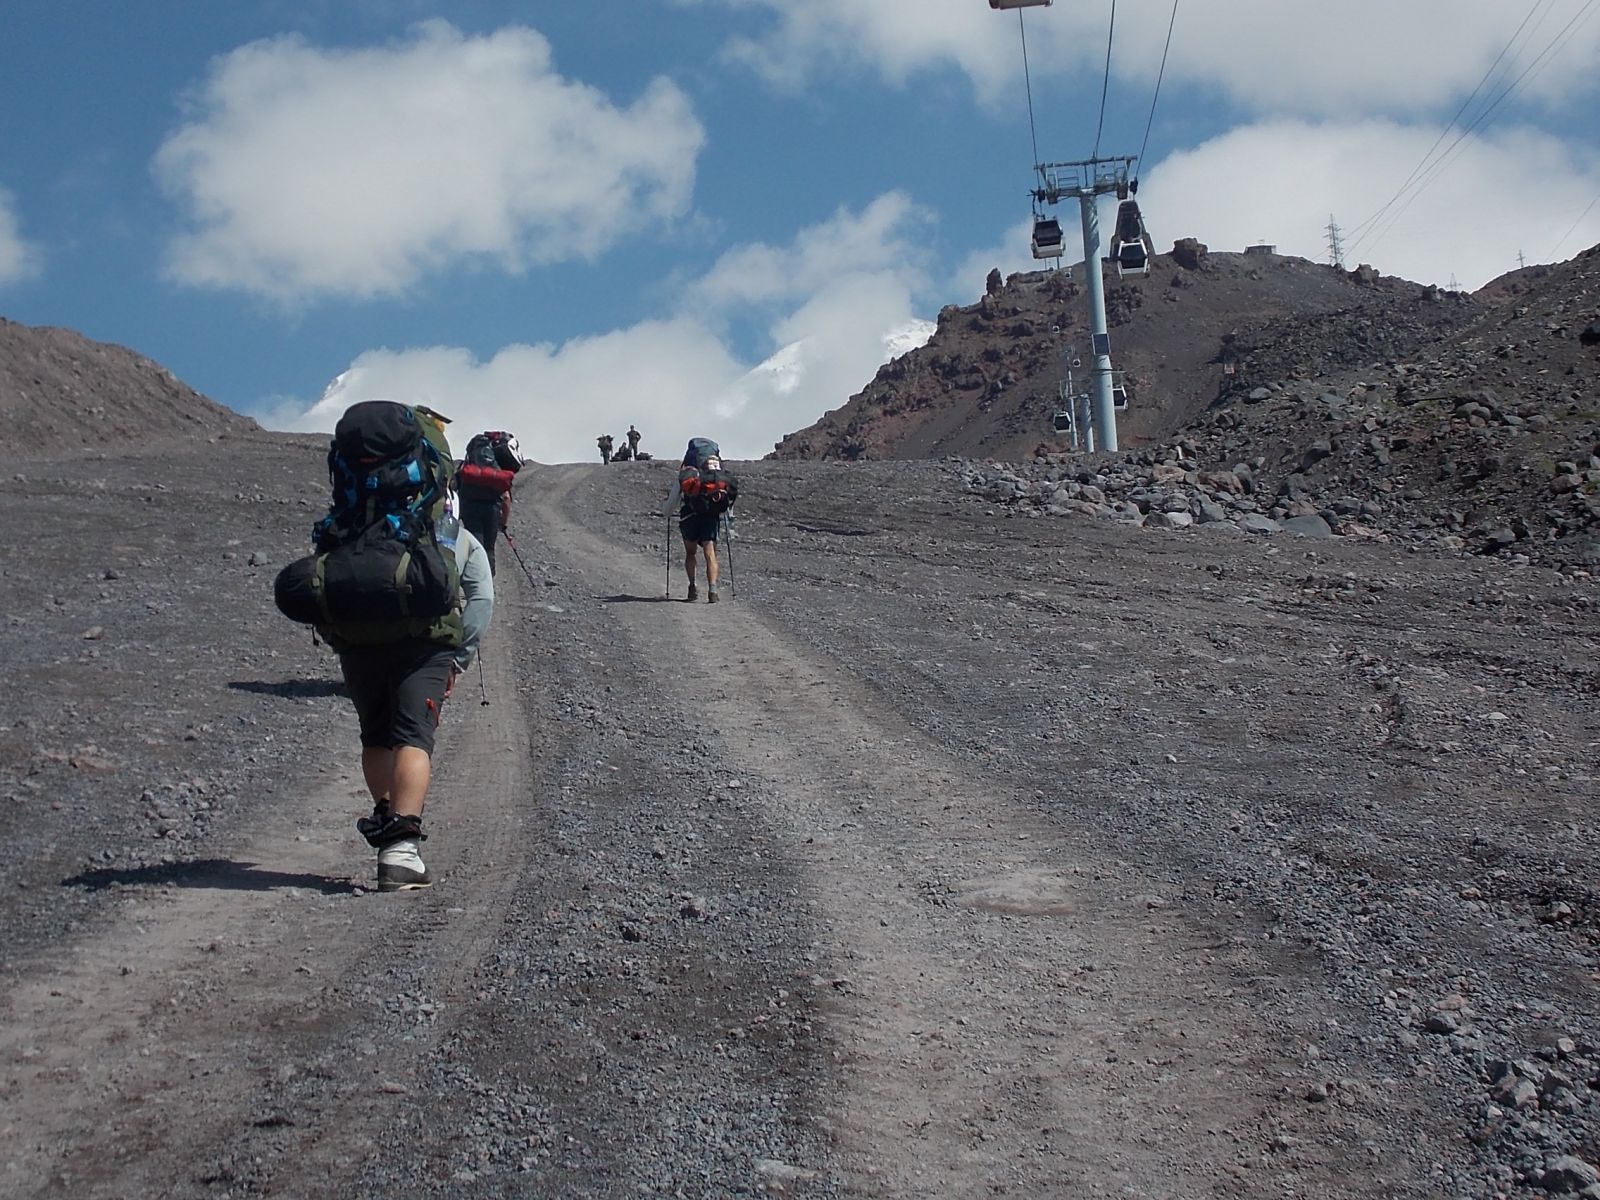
[679,462,738,516]
[274,401,463,647]
[459,430,521,497]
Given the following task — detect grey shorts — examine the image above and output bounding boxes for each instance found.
[338,641,457,754]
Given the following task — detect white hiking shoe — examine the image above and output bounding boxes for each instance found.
[377,837,432,892]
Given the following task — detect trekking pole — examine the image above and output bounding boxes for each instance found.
[664,508,672,599]
[501,530,538,588]
[721,514,737,599]
[477,655,490,706]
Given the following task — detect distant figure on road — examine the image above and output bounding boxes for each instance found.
[272,401,494,892]
[597,434,614,464]
[627,424,642,458]
[611,439,633,463]
[456,430,523,575]
[672,436,738,602]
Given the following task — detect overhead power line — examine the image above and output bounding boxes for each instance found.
[1349,0,1599,256]
[1550,192,1600,259]
[1345,0,1551,248]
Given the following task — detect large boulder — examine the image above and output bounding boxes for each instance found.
[1171,238,1208,270]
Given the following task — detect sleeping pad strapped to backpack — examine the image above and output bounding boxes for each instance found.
[273,401,464,648]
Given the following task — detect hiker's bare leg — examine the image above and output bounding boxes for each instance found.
[683,540,698,584]
[359,745,431,818]
[703,541,720,588]
[389,747,431,818]
[360,745,392,805]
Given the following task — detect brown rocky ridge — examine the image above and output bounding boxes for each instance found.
[772,241,1600,567]
[0,317,260,454]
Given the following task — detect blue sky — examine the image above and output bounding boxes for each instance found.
[3,1,1598,462]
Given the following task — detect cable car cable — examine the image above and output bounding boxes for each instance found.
[1135,0,1180,175]
[1091,0,1117,160]
[1017,9,1043,171]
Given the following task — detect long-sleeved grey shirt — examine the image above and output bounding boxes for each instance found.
[454,527,494,672]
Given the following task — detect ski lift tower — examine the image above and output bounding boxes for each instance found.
[1034,156,1135,453]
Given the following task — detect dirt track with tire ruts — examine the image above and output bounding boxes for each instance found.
[1,438,1597,1199]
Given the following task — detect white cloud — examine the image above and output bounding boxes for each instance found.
[0,187,42,285]
[266,195,939,461]
[1141,0,1600,115]
[1140,119,1600,288]
[284,319,745,463]
[155,21,705,301]
[687,191,932,314]
[693,0,1600,116]
[706,272,935,454]
[701,0,1022,99]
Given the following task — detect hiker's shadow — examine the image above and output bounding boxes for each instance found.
[64,859,358,895]
[599,594,673,604]
[229,679,346,699]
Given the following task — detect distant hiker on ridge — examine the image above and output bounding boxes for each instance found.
[627,424,642,458]
[272,401,494,892]
[597,433,614,464]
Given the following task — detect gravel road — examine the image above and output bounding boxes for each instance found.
[1,440,1597,1199]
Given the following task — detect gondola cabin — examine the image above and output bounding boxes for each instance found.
[1031,216,1065,259]
[1052,409,1074,434]
[1112,199,1150,276]
[990,0,1051,8]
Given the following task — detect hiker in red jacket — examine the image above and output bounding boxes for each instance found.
[456,431,523,574]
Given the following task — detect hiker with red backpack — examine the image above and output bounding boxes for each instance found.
[671,437,738,602]
[456,430,523,575]
[274,401,495,892]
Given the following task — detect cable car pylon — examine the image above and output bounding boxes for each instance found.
[1031,156,1139,453]
[989,0,1143,454]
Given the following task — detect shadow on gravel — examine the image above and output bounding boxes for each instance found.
[229,678,346,699]
[599,593,674,604]
[63,859,359,895]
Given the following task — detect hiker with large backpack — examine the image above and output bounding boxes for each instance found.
[456,429,523,575]
[670,436,738,602]
[273,400,494,892]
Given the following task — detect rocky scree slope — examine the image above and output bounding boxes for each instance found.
[774,238,1599,570]
[958,244,1600,569]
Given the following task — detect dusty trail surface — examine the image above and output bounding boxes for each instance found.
[2,446,1597,1198]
